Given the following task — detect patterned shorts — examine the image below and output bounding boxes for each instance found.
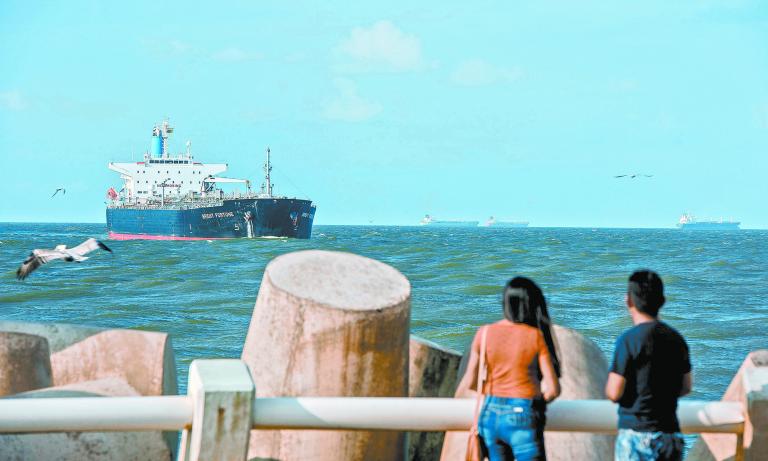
[615,429,684,461]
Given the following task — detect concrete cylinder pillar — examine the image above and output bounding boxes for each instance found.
[689,350,768,461]
[408,336,461,461]
[0,332,52,396]
[242,250,411,461]
[440,325,614,461]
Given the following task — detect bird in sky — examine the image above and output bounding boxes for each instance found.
[614,174,653,179]
[51,188,66,197]
[16,238,112,280]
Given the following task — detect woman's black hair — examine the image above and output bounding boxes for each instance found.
[503,277,562,378]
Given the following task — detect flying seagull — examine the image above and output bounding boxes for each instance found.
[614,174,653,179]
[16,238,112,280]
[51,188,66,198]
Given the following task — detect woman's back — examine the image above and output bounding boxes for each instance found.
[474,320,550,399]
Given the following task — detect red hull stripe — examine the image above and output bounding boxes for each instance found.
[108,232,229,241]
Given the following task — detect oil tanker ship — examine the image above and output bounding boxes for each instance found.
[480,216,529,228]
[677,213,740,231]
[106,121,315,240]
[418,215,479,227]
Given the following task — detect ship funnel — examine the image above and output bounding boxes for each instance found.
[151,126,162,157]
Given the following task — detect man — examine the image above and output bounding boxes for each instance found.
[605,270,692,461]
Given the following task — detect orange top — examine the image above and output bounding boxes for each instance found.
[472,320,550,399]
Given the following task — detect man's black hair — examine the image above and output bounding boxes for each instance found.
[503,277,561,378]
[628,269,665,317]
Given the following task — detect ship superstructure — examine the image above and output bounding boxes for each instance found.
[106,121,315,240]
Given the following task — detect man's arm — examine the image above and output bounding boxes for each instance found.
[605,372,626,402]
[680,372,692,396]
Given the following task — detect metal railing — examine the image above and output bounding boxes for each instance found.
[0,359,753,461]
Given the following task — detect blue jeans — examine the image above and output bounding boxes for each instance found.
[615,429,684,461]
[478,396,547,461]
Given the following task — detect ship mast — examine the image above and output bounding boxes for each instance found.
[160,120,173,157]
[262,147,273,197]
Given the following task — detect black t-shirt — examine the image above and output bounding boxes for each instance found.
[609,321,691,432]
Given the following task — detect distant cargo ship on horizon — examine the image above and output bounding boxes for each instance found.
[419,215,479,227]
[677,213,740,231]
[480,216,529,228]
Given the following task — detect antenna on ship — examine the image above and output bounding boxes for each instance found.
[262,147,273,197]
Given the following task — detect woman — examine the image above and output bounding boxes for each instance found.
[456,277,562,461]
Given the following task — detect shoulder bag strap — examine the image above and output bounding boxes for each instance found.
[471,326,489,427]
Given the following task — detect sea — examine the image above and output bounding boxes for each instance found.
[0,223,766,407]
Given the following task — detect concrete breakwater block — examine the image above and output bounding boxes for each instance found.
[0,379,173,461]
[0,332,53,396]
[408,336,462,461]
[440,325,614,461]
[51,329,177,397]
[242,250,411,461]
[0,321,178,397]
[688,349,768,461]
[543,325,614,461]
[0,321,179,460]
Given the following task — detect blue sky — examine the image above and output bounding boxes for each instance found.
[1,1,766,227]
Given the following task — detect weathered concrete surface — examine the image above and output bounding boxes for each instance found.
[0,321,102,353]
[0,322,180,459]
[543,325,614,460]
[51,329,177,397]
[12,377,142,398]
[440,325,614,461]
[0,321,178,396]
[0,332,52,396]
[689,350,768,461]
[0,379,173,461]
[242,250,411,461]
[408,336,461,461]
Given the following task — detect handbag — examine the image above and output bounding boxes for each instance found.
[466,325,488,461]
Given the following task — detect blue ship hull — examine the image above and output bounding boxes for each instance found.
[107,198,315,240]
[678,222,740,231]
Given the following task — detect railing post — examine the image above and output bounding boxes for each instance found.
[178,360,254,461]
[743,367,768,460]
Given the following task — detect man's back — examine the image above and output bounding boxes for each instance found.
[610,320,691,432]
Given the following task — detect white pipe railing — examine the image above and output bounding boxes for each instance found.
[1,358,760,461]
[0,396,193,433]
[0,396,742,434]
[250,397,744,434]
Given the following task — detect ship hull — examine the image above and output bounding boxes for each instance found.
[678,222,740,231]
[484,222,529,228]
[420,221,479,227]
[107,198,315,239]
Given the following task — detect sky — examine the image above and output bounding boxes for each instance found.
[1,1,766,228]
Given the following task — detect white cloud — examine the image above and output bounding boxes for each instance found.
[0,90,27,110]
[324,79,381,122]
[451,59,522,86]
[211,47,262,62]
[609,79,639,93]
[758,103,768,129]
[337,21,424,72]
[169,40,191,54]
